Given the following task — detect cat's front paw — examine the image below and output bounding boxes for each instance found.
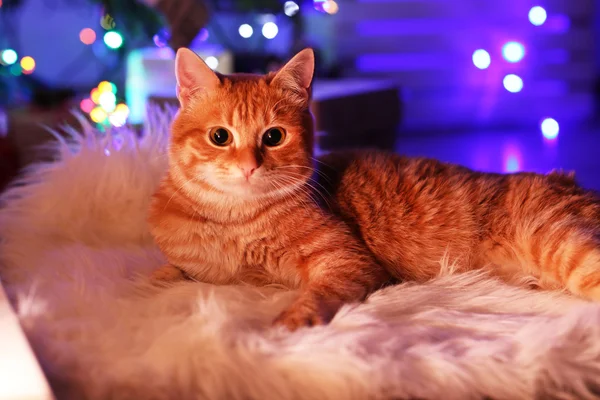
[150,264,186,284]
[273,295,340,331]
[273,304,325,331]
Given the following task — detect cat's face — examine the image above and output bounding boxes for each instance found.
[169,48,315,200]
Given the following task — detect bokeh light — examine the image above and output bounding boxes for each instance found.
[108,104,130,127]
[529,6,547,26]
[198,28,209,42]
[100,14,115,30]
[205,56,219,70]
[86,81,127,126]
[20,56,35,74]
[323,0,339,14]
[99,91,117,112]
[98,81,113,93]
[115,103,130,116]
[91,88,101,104]
[1,49,18,65]
[9,64,22,76]
[79,28,96,45]
[104,31,123,49]
[153,28,170,48]
[505,155,521,172]
[541,118,559,140]
[284,1,299,17]
[503,74,523,93]
[90,107,107,123]
[314,0,338,14]
[472,49,491,69]
[108,114,125,127]
[262,22,279,39]
[238,24,253,39]
[80,98,95,113]
[502,42,525,63]
[503,144,522,173]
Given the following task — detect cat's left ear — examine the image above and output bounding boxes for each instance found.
[271,48,315,93]
[175,48,221,108]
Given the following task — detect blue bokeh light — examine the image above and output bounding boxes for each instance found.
[502,42,525,63]
[505,156,521,173]
[541,118,559,140]
[528,6,547,26]
[472,49,491,69]
[503,74,523,93]
[1,49,18,65]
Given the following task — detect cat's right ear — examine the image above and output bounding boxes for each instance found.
[175,48,220,108]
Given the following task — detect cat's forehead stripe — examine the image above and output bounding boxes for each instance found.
[220,79,276,136]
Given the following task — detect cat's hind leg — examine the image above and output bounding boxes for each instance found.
[509,224,600,301]
[485,173,600,301]
[563,242,600,301]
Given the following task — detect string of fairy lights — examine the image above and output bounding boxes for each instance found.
[77,14,129,127]
[0,12,123,77]
[0,7,128,128]
[0,0,339,128]
[81,81,130,127]
[234,0,338,40]
[471,5,561,141]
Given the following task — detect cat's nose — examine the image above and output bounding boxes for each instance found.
[236,148,262,180]
[238,164,257,180]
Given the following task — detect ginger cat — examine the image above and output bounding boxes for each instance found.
[148,48,600,331]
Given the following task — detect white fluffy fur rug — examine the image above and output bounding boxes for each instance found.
[2,109,600,400]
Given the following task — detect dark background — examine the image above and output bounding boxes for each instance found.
[1,0,599,191]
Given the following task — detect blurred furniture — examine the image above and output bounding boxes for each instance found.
[311,80,401,151]
[3,107,80,172]
[0,136,19,193]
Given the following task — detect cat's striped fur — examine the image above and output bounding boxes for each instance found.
[148,48,600,331]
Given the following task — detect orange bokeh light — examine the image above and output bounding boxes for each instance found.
[79,28,97,45]
[91,88,101,104]
[98,81,112,93]
[20,56,35,73]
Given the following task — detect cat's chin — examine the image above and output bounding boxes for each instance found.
[218,184,294,202]
[207,180,270,200]
[202,175,303,202]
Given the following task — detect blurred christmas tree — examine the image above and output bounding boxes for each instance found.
[0,0,165,109]
[0,0,338,121]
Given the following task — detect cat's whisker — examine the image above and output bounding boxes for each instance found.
[274,175,326,209]
[274,166,333,193]
[269,174,312,200]
[163,177,195,211]
[267,175,306,200]
[269,177,314,215]
[274,170,333,208]
[310,156,332,169]
[275,164,332,183]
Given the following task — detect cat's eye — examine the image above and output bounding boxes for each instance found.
[262,127,286,147]
[209,127,233,146]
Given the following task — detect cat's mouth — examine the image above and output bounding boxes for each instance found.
[214,175,271,197]
[202,169,308,200]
